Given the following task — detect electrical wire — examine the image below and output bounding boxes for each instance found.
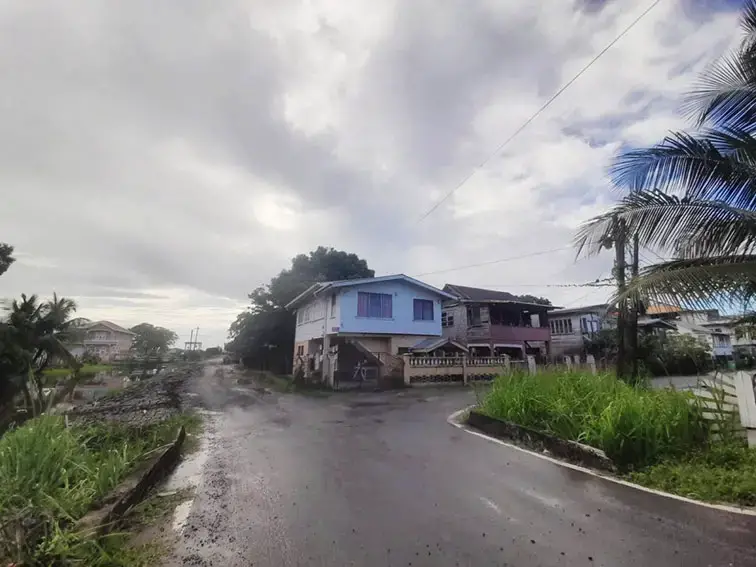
[417,0,665,222]
[410,246,571,277]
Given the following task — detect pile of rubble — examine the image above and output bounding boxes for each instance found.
[68,364,200,428]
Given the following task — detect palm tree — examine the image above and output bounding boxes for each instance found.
[0,293,80,416]
[576,0,756,312]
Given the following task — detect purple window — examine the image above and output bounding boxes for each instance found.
[413,299,434,321]
[357,292,392,318]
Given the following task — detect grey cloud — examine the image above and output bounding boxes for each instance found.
[0,0,384,298]
[0,0,735,338]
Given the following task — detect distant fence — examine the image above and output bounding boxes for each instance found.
[401,355,598,386]
[690,373,745,441]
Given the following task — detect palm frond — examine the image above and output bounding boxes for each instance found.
[740,0,756,49]
[575,189,756,258]
[683,49,756,129]
[616,255,756,310]
[683,0,756,128]
[610,130,756,208]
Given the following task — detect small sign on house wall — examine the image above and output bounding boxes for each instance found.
[332,326,340,332]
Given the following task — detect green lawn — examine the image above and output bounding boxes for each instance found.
[476,370,756,506]
[43,363,114,378]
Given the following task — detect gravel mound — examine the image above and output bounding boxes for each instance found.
[68,365,200,428]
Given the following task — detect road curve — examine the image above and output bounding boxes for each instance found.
[167,365,756,566]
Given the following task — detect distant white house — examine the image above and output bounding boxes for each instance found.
[547,304,612,356]
[67,320,136,361]
[641,306,734,358]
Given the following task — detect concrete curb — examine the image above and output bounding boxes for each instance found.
[467,410,615,472]
[78,426,187,536]
[448,407,756,517]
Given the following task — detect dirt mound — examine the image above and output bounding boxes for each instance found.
[69,364,200,428]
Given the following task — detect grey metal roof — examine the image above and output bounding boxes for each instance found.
[285,274,455,309]
[549,303,611,316]
[409,337,468,353]
[443,284,557,309]
[637,318,677,330]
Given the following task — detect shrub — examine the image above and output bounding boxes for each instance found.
[0,414,197,564]
[630,443,756,506]
[478,370,709,469]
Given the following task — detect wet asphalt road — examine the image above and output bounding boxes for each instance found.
[168,365,756,566]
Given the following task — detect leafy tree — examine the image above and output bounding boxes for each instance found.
[0,242,14,277]
[0,293,81,417]
[228,247,374,372]
[129,323,178,358]
[576,0,756,311]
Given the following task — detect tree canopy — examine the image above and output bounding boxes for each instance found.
[0,242,14,278]
[227,247,374,372]
[129,323,178,358]
[576,0,756,312]
[0,293,80,417]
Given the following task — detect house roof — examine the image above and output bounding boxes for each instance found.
[285,274,456,309]
[409,336,468,353]
[645,304,681,315]
[637,318,677,330]
[87,320,136,335]
[443,284,558,309]
[700,318,735,327]
[549,303,611,317]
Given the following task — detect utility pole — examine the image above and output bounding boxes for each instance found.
[184,327,202,352]
[628,232,640,382]
[613,217,627,380]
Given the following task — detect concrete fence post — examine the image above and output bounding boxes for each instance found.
[564,356,572,370]
[733,370,756,447]
[503,355,511,375]
[586,354,597,375]
[402,354,411,386]
[462,355,468,386]
[572,355,580,368]
[527,355,536,375]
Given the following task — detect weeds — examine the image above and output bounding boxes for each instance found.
[0,412,200,565]
[630,443,756,506]
[478,370,709,469]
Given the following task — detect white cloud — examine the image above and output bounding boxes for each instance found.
[0,0,744,347]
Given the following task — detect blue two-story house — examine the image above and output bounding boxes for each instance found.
[286,274,456,386]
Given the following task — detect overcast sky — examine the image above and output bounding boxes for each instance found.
[0,0,744,348]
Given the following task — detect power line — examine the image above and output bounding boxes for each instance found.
[642,245,669,263]
[417,0,664,223]
[559,270,612,308]
[474,280,615,289]
[411,246,571,277]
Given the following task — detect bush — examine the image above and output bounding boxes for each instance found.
[630,443,756,506]
[81,351,102,365]
[478,370,709,469]
[0,414,197,564]
[640,333,713,376]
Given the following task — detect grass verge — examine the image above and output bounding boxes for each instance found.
[43,364,114,378]
[242,369,332,396]
[478,370,708,470]
[0,411,201,565]
[476,370,756,506]
[629,443,756,506]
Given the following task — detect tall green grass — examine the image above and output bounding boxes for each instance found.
[478,370,709,469]
[0,413,199,564]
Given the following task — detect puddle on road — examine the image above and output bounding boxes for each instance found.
[164,412,216,492]
[172,499,194,532]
